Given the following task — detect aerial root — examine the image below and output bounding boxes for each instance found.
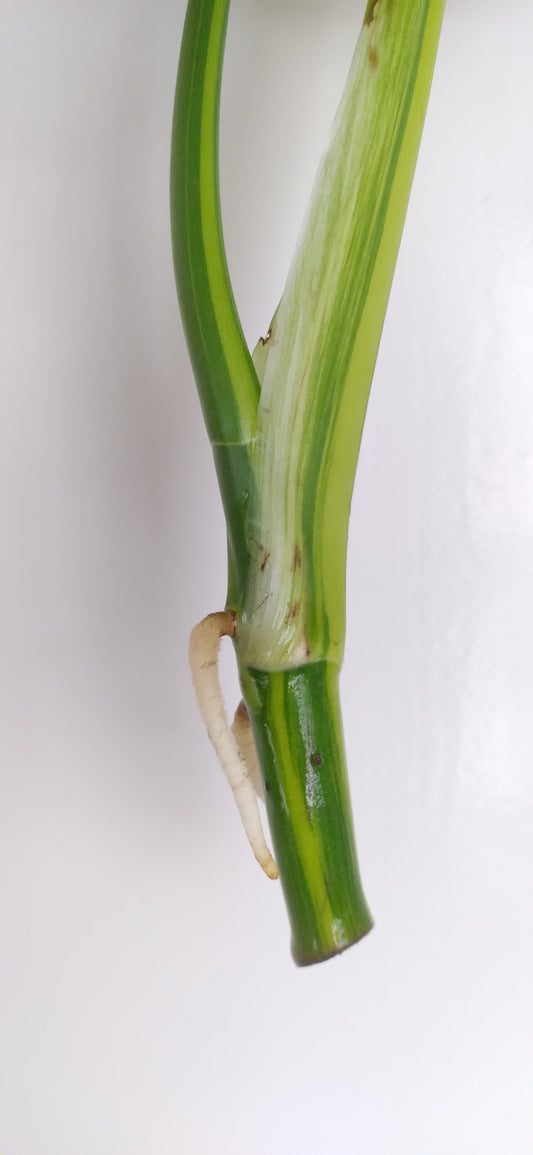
[231,699,263,799]
[188,611,278,880]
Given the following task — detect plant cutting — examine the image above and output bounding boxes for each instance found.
[171,0,445,965]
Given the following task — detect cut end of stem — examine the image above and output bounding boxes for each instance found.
[292,916,374,967]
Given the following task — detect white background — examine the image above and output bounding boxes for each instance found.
[1,1,533,1152]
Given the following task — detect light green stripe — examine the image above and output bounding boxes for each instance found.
[270,675,338,935]
[238,0,445,669]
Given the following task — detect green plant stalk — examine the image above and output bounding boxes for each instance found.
[239,0,445,668]
[170,0,258,606]
[241,662,372,965]
[171,0,445,963]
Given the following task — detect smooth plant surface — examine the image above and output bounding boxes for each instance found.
[3,0,533,1147]
[171,0,445,963]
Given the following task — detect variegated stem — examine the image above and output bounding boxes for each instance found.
[241,660,373,965]
[236,0,446,671]
[172,0,445,963]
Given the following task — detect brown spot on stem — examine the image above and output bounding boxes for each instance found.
[293,545,302,571]
[260,551,271,573]
[310,752,323,768]
[259,326,272,347]
[286,602,300,623]
[368,45,378,70]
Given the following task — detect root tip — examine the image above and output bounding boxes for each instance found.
[263,858,280,881]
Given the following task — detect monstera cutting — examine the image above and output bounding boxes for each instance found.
[171,0,445,965]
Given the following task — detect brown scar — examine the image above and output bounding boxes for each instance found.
[364,0,379,26]
[368,45,378,70]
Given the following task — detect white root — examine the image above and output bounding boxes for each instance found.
[188,611,279,880]
[231,699,264,799]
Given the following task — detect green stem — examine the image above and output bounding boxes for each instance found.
[237,0,446,671]
[170,0,259,448]
[170,0,260,597]
[172,0,445,963]
[241,661,372,965]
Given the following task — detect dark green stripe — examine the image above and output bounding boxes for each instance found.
[240,661,373,965]
[170,0,259,446]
